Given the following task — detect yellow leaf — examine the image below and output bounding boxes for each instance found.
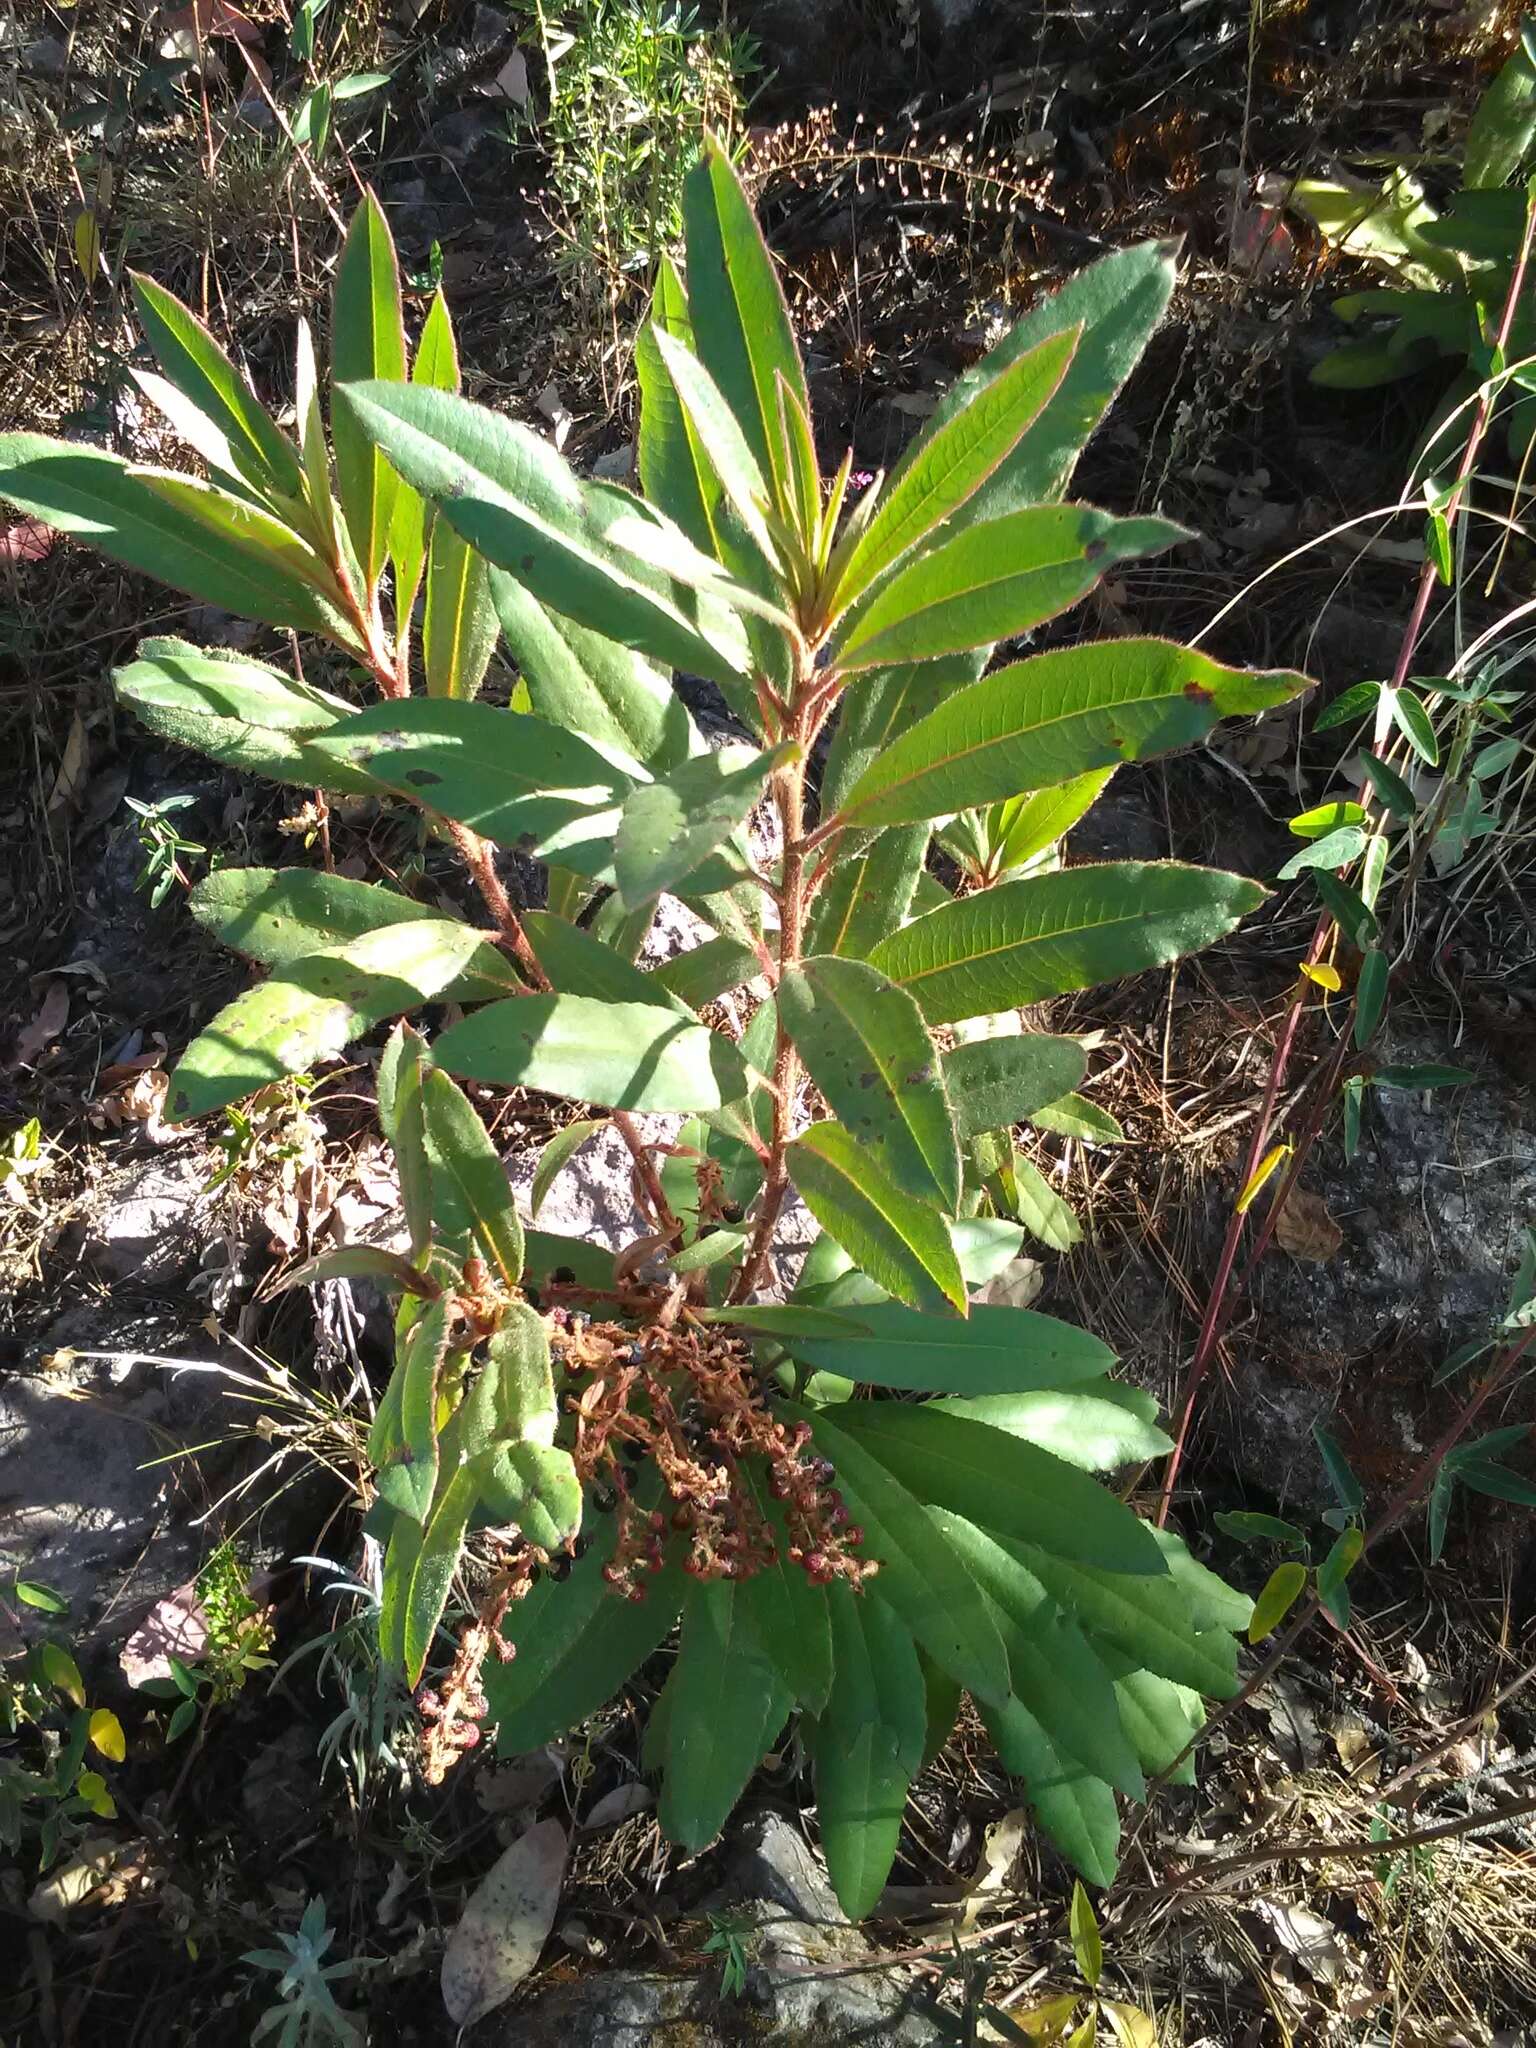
[1236,1142,1291,1214]
[76,1770,117,1819]
[73,210,102,283]
[1249,1560,1307,1644]
[89,1707,126,1763]
[1300,961,1342,993]
[1104,2001,1160,2048]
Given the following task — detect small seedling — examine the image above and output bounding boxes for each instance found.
[126,792,205,908]
[244,1896,367,2047]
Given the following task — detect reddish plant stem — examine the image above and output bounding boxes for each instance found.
[1155,198,1536,1526]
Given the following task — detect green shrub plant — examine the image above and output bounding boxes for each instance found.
[0,144,1313,1912]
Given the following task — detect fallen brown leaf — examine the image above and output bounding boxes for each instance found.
[1272,1185,1343,1262]
[47,712,88,816]
[12,981,70,1069]
[441,1818,568,2026]
[121,1582,210,1687]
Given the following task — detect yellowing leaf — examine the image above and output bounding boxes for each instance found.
[73,211,101,283]
[88,1708,126,1763]
[1300,961,1342,993]
[1249,1560,1307,1643]
[1236,1142,1291,1214]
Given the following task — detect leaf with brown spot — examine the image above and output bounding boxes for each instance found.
[440,1818,569,2027]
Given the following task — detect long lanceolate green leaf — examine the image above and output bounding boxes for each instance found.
[793,1406,1012,1704]
[489,571,697,775]
[787,1122,967,1315]
[983,1695,1120,1887]
[302,697,636,877]
[128,272,306,506]
[831,329,1080,610]
[830,509,1185,674]
[682,137,817,540]
[394,288,460,622]
[820,652,989,818]
[869,863,1267,1025]
[614,745,780,909]
[814,1586,927,1919]
[904,238,1180,524]
[805,827,930,961]
[778,1298,1114,1394]
[113,641,370,789]
[333,381,762,691]
[187,867,521,1002]
[834,640,1307,830]
[432,994,750,1113]
[659,1580,790,1853]
[0,439,357,641]
[167,918,494,1121]
[331,191,408,594]
[779,956,960,1208]
[419,1068,525,1288]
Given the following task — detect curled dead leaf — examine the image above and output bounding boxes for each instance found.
[121,1581,210,1687]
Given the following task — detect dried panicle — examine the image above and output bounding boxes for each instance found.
[554,1316,875,1599]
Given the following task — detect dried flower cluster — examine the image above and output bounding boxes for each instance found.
[553,1313,876,1597]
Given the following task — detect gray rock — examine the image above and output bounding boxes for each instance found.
[84,1151,208,1281]
[497,1812,950,2045]
[0,1317,221,1633]
[21,35,68,77]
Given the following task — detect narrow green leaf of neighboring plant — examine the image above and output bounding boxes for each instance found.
[1215,1510,1308,1549]
[831,510,1186,675]
[1010,1155,1082,1251]
[1289,800,1368,839]
[0,438,359,642]
[1372,1062,1475,1090]
[14,1580,68,1613]
[1355,948,1388,1048]
[1316,1525,1364,1628]
[129,272,306,504]
[1425,509,1453,586]
[1030,1093,1126,1145]
[614,745,780,909]
[793,1405,1011,1703]
[1342,1072,1364,1161]
[39,1642,85,1707]
[835,638,1318,831]
[1277,826,1366,878]
[401,1464,481,1682]
[433,994,749,1113]
[1427,1466,1454,1564]
[419,1067,524,1288]
[780,955,961,1208]
[167,918,497,1121]
[1388,687,1439,766]
[370,1298,447,1522]
[1446,1458,1536,1507]
[530,1118,605,1217]
[787,1122,967,1315]
[832,1402,1167,1576]
[188,866,520,1002]
[1313,1421,1364,1514]
[1312,871,1377,947]
[682,136,814,535]
[331,190,407,593]
[1358,750,1418,817]
[869,863,1266,1026]
[832,327,1079,609]
[814,1585,927,1919]
[1070,1880,1103,1985]
[1315,678,1381,731]
[1248,1561,1306,1643]
[659,1579,790,1853]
